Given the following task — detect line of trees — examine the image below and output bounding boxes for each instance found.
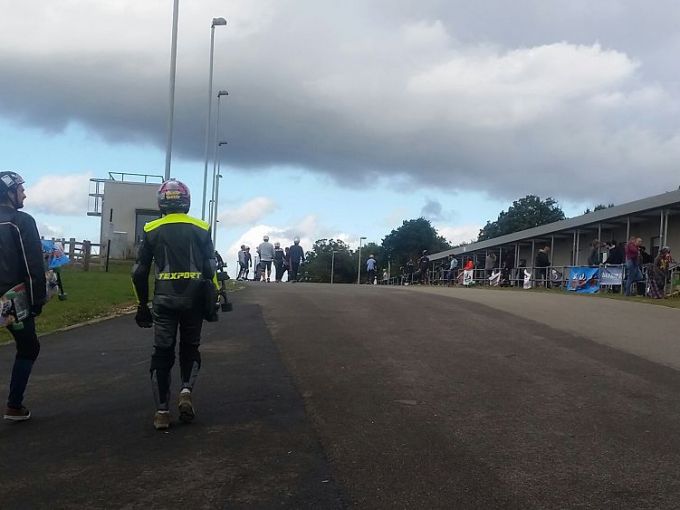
[302,194,607,283]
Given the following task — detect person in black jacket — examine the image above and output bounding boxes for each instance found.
[288,237,305,282]
[132,179,218,430]
[534,245,551,287]
[0,171,47,421]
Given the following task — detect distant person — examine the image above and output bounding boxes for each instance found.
[257,235,275,283]
[132,179,218,430]
[624,236,642,296]
[463,258,474,270]
[535,245,551,287]
[237,245,248,280]
[607,240,624,265]
[484,252,497,279]
[282,247,290,281]
[273,242,285,283]
[648,246,673,299]
[289,237,305,282]
[405,259,415,284]
[366,254,377,284]
[587,239,601,266]
[418,250,430,284]
[0,171,47,421]
[448,255,459,286]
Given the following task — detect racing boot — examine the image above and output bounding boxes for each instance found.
[178,389,195,423]
[153,410,170,430]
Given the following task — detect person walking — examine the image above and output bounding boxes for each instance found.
[366,254,377,284]
[273,242,285,282]
[288,237,305,282]
[0,172,47,421]
[243,246,252,280]
[418,250,430,284]
[236,245,248,280]
[448,255,459,286]
[257,235,275,283]
[132,179,218,430]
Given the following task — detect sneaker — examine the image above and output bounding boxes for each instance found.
[178,391,195,423]
[4,406,31,421]
[153,410,170,430]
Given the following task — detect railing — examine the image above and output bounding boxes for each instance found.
[43,238,106,271]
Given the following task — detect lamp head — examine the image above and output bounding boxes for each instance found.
[212,17,227,27]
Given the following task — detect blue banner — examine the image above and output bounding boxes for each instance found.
[567,267,599,293]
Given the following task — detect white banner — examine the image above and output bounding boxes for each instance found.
[600,266,623,286]
[523,269,533,289]
[463,269,474,286]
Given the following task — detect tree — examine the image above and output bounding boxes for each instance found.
[478,195,566,241]
[303,238,356,283]
[382,218,451,268]
[583,203,615,214]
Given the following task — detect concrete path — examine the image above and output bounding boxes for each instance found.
[1,283,680,508]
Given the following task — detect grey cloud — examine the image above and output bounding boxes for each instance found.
[2,0,680,205]
[421,198,444,221]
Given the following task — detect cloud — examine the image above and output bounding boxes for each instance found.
[2,1,680,203]
[36,222,63,238]
[437,224,482,246]
[26,172,92,215]
[421,198,445,221]
[217,196,277,227]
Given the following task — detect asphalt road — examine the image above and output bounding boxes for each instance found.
[2,283,680,509]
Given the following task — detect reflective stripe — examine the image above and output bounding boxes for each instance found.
[144,213,210,233]
[157,272,202,280]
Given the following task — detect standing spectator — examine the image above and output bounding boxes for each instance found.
[624,237,643,296]
[535,245,551,287]
[448,255,459,286]
[587,239,601,266]
[257,235,275,283]
[607,240,624,265]
[273,242,285,283]
[484,252,497,279]
[243,246,252,280]
[0,171,47,421]
[647,246,673,298]
[366,254,377,284]
[405,258,415,284]
[289,237,305,282]
[236,245,248,280]
[282,247,290,281]
[639,245,653,265]
[418,250,430,284]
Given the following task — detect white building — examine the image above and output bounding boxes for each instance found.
[88,173,163,259]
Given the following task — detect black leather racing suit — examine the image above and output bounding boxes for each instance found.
[0,205,46,409]
[132,213,216,411]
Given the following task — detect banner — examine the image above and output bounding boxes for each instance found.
[41,240,70,269]
[463,269,474,286]
[489,270,501,286]
[567,267,599,293]
[523,269,532,289]
[599,265,623,286]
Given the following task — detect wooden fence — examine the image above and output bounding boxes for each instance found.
[44,238,106,271]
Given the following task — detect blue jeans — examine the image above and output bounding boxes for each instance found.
[624,260,642,296]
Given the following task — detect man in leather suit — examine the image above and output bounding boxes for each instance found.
[0,171,46,421]
[132,179,218,430]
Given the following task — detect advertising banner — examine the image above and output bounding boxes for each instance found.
[523,269,532,289]
[567,267,599,293]
[599,265,624,286]
[463,269,474,286]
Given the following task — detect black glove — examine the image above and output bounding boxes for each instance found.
[135,304,153,328]
[30,303,43,317]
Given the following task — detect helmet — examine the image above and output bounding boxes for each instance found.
[158,178,190,214]
[422,249,428,255]
[263,235,269,242]
[293,237,300,244]
[0,171,25,195]
[274,242,280,248]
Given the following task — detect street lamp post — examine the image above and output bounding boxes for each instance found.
[331,250,338,284]
[164,0,181,180]
[356,237,366,284]
[208,90,228,228]
[212,141,228,244]
[201,17,227,220]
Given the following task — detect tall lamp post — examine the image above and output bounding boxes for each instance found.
[201,17,227,220]
[212,141,228,244]
[356,236,366,284]
[331,250,338,284]
[164,0,181,180]
[208,90,228,227]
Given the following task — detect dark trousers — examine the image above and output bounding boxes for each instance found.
[7,315,40,409]
[274,261,284,281]
[150,304,203,411]
[367,269,375,284]
[290,263,300,282]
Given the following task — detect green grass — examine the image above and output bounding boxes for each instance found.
[1,261,244,344]
[1,261,138,343]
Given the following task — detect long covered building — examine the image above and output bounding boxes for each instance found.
[430,189,680,277]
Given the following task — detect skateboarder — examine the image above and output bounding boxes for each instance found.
[0,171,47,421]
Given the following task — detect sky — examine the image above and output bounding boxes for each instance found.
[2,0,680,266]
